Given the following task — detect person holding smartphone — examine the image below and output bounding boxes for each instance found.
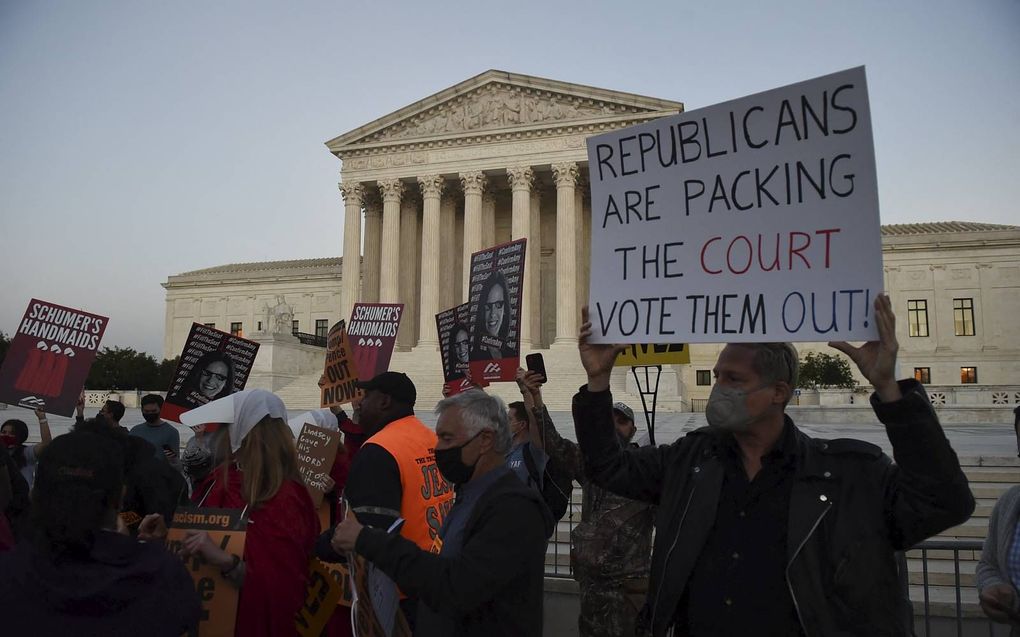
[129,394,181,470]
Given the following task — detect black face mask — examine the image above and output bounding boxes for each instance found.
[143,412,161,424]
[435,431,483,485]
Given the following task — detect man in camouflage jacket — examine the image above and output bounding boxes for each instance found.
[521,371,654,637]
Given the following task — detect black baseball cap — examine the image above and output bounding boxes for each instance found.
[355,372,417,407]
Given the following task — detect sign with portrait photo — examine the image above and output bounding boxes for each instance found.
[0,298,109,416]
[161,323,260,423]
[436,302,471,383]
[466,238,526,383]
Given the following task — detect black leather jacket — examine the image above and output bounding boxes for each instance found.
[573,379,975,636]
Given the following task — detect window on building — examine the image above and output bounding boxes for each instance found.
[315,319,328,339]
[907,300,929,337]
[257,321,263,331]
[960,367,978,384]
[230,322,243,337]
[953,298,975,336]
[696,370,712,386]
[292,320,300,335]
[204,323,216,329]
[913,367,931,384]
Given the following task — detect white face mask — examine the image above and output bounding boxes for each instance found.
[705,383,769,432]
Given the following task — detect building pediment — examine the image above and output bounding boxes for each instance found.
[326,70,682,155]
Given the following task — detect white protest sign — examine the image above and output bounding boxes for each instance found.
[587,66,882,344]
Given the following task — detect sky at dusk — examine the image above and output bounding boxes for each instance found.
[1,0,1017,356]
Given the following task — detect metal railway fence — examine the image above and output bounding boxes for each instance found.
[544,504,996,636]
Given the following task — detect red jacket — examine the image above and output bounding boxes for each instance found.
[204,464,319,637]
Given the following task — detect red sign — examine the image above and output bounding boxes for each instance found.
[161,323,260,423]
[0,299,109,416]
[467,239,526,383]
[347,303,403,380]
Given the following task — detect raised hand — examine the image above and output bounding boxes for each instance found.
[578,305,626,392]
[830,293,901,402]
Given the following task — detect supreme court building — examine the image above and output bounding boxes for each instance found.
[164,71,1020,410]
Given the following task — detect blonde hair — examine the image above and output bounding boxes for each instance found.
[220,416,301,509]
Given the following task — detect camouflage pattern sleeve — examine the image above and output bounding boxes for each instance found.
[534,404,585,482]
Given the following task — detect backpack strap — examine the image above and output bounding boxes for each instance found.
[521,442,544,490]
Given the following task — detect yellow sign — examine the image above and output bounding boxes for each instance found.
[296,559,347,636]
[615,343,691,367]
[166,507,247,637]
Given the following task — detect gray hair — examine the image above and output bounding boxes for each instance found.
[434,389,511,454]
[732,342,800,392]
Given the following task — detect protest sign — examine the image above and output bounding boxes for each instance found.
[167,507,247,637]
[587,67,882,344]
[350,552,411,637]
[321,320,361,407]
[348,303,403,380]
[295,559,346,637]
[466,238,526,383]
[161,323,260,423]
[296,423,342,507]
[436,302,472,382]
[614,343,692,367]
[0,299,108,415]
[441,376,489,398]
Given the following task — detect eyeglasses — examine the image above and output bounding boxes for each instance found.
[201,369,228,383]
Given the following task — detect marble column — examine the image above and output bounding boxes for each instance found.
[398,192,420,350]
[529,188,543,348]
[441,191,459,308]
[460,171,486,299]
[339,181,364,323]
[417,175,444,347]
[378,179,404,302]
[507,165,534,349]
[362,195,383,303]
[482,190,496,248]
[552,162,579,345]
[575,174,590,315]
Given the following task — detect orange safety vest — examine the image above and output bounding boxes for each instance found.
[363,416,455,552]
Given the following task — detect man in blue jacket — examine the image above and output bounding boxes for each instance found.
[573,294,974,636]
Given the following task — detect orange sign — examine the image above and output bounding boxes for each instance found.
[321,320,362,408]
[296,558,347,636]
[166,507,248,637]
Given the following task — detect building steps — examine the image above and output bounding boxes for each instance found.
[274,345,648,412]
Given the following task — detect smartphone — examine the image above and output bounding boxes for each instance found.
[525,353,547,384]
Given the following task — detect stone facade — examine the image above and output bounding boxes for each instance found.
[326,70,684,350]
[680,222,1020,401]
[162,71,1020,408]
[161,258,344,359]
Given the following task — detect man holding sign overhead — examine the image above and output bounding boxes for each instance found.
[572,296,974,636]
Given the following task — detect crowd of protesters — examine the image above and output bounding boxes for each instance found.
[1,294,1010,636]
